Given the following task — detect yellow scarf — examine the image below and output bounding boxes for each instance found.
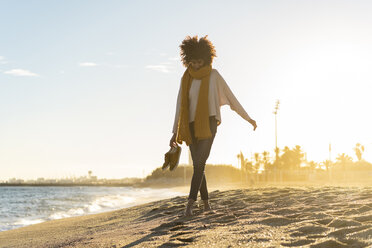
[176,65,212,146]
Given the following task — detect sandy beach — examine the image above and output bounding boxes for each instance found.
[0,186,371,247]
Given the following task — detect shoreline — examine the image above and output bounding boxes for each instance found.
[2,180,372,187]
[0,186,189,233]
[0,184,241,233]
[0,185,371,247]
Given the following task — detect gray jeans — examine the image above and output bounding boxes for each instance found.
[188,115,218,201]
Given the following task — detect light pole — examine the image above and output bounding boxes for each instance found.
[273,100,280,182]
[273,100,280,163]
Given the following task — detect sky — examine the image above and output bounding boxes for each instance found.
[1,0,372,180]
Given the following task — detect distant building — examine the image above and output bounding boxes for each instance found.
[8,178,24,184]
[37,178,45,182]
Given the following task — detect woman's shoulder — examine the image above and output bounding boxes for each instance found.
[211,68,224,83]
[211,68,222,77]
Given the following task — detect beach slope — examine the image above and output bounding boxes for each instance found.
[1,186,371,247]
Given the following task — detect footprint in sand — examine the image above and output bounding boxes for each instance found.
[153,220,185,231]
[237,228,261,234]
[302,206,324,212]
[169,225,184,231]
[258,217,295,226]
[253,238,270,242]
[357,205,372,214]
[309,239,348,247]
[327,218,362,228]
[344,208,361,215]
[202,210,224,216]
[310,238,369,248]
[285,213,304,219]
[165,204,185,212]
[328,225,370,238]
[314,218,333,225]
[227,200,247,211]
[169,196,186,204]
[281,239,315,247]
[303,196,317,204]
[231,209,253,218]
[168,232,199,245]
[251,206,269,212]
[289,225,329,237]
[348,227,372,240]
[170,231,194,237]
[159,241,188,247]
[143,212,169,221]
[176,237,195,242]
[220,199,235,206]
[353,214,372,223]
[298,212,331,221]
[215,214,238,224]
[270,208,298,216]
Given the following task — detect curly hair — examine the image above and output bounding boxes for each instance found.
[179,35,217,67]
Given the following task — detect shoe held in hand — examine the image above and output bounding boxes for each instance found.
[162,145,181,171]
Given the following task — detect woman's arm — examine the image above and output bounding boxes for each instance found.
[216,70,253,123]
[172,79,182,134]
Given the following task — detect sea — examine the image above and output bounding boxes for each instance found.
[0,186,185,232]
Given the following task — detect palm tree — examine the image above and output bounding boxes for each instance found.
[262,151,270,171]
[322,160,332,172]
[336,153,353,163]
[336,153,353,170]
[242,158,254,173]
[322,159,333,181]
[254,153,261,171]
[237,151,245,171]
[353,143,365,161]
[336,153,353,181]
[307,161,317,171]
[278,145,304,171]
[292,145,305,168]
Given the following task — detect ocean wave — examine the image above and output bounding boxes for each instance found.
[0,187,184,232]
[49,194,135,219]
[14,218,44,226]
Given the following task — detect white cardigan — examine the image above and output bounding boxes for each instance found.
[172,69,252,134]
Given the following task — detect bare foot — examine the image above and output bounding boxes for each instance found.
[203,200,213,211]
[184,208,192,216]
[184,199,195,216]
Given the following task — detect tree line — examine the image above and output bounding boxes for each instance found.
[144,143,371,185]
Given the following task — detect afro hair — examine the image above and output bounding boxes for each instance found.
[179,35,217,67]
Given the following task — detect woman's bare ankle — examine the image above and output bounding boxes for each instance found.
[203,199,211,211]
[185,198,195,216]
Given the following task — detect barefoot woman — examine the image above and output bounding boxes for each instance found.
[169,35,257,216]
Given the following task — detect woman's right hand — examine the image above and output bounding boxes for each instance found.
[169,133,177,147]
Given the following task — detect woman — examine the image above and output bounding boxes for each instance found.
[169,35,257,216]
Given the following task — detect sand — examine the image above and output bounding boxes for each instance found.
[0,186,371,247]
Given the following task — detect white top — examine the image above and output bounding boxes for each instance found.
[172,69,252,134]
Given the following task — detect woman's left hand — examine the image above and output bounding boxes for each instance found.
[249,119,257,131]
